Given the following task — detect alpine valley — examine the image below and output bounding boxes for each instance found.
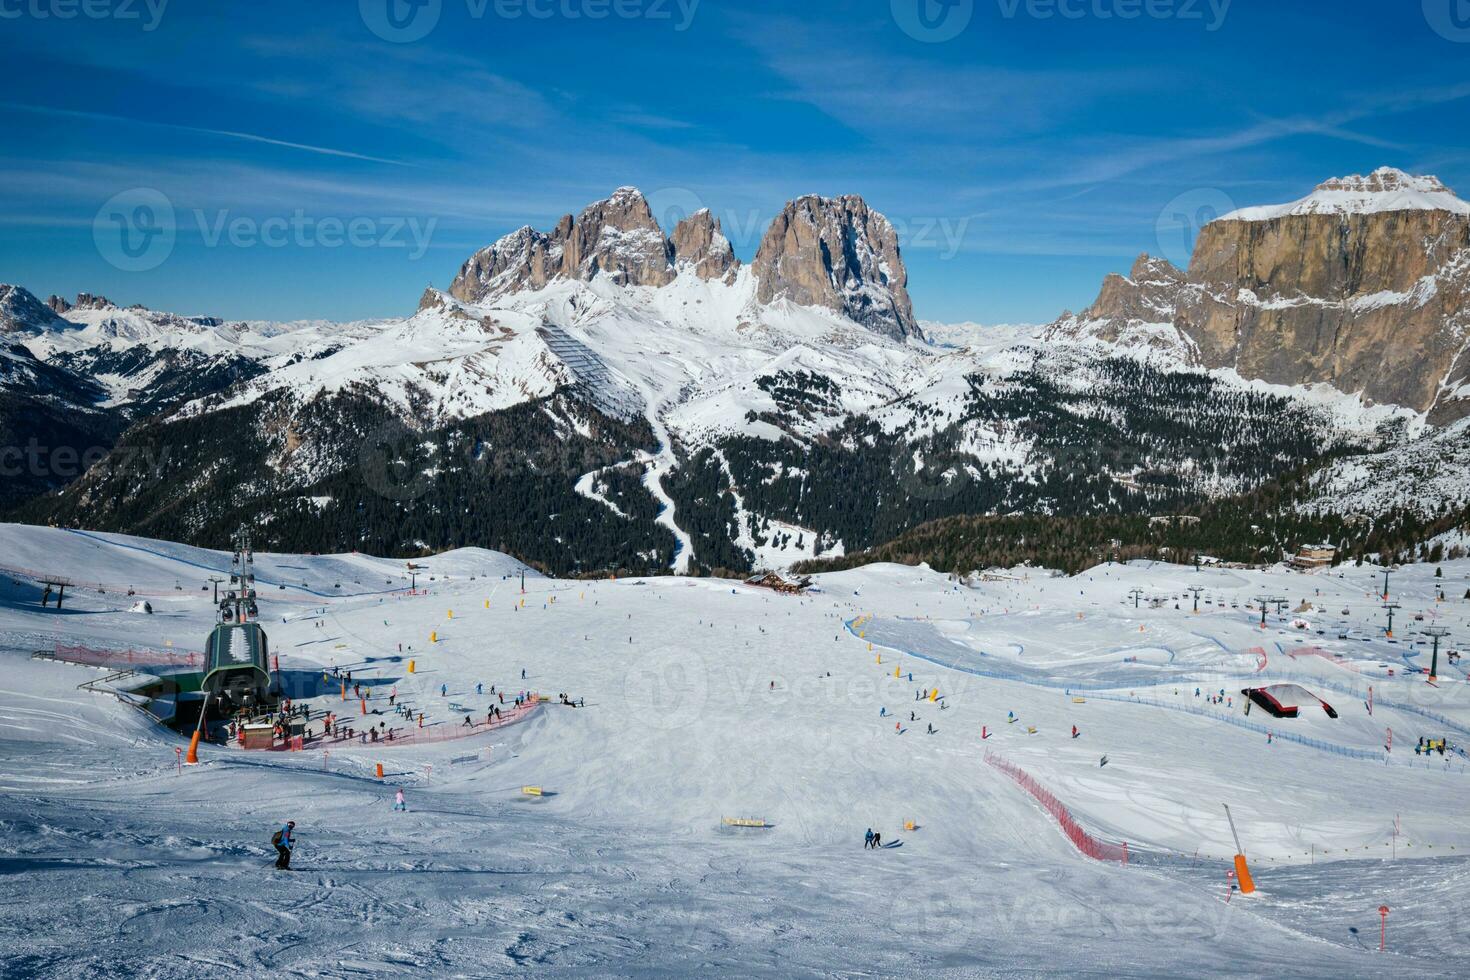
[6,170,1470,576]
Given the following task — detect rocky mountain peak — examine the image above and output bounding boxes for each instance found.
[562,186,673,288]
[1,284,67,334]
[448,188,677,304]
[670,209,739,282]
[446,188,918,342]
[1051,169,1470,422]
[1219,166,1470,222]
[751,194,919,341]
[45,292,118,316]
[74,292,117,311]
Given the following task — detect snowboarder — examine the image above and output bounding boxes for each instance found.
[272,821,295,868]
[1071,725,1079,739]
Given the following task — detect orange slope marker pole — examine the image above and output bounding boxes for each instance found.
[1223,803,1255,894]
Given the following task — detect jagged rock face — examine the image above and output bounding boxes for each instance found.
[449,187,675,303]
[670,209,738,282]
[0,284,67,334]
[46,292,116,316]
[751,195,919,341]
[73,292,116,311]
[1051,169,1470,422]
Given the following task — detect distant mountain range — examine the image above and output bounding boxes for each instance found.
[5,172,1469,573]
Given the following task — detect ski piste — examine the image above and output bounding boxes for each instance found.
[2,522,1468,975]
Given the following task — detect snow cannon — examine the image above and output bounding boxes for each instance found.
[1224,804,1256,895]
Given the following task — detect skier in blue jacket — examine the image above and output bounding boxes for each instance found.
[273,820,295,869]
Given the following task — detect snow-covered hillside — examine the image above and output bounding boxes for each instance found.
[3,523,1468,975]
[1220,168,1470,221]
[8,176,1470,575]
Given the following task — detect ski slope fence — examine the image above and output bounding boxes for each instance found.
[984,752,1129,864]
[45,643,203,669]
[268,700,543,752]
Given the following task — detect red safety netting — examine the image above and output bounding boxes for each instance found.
[985,752,1129,864]
[51,643,203,669]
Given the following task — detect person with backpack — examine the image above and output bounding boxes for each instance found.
[272,821,295,869]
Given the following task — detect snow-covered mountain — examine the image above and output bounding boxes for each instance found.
[7,177,1469,573]
[1048,167,1470,423]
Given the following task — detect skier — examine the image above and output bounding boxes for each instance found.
[441,683,447,698]
[864,828,874,849]
[872,831,882,849]
[272,820,295,869]
[394,788,407,812]
[521,669,527,679]
[476,682,483,695]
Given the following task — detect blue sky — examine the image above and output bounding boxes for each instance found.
[2,0,1469,324]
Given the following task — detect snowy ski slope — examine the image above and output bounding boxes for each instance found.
[2,523,1468,976]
